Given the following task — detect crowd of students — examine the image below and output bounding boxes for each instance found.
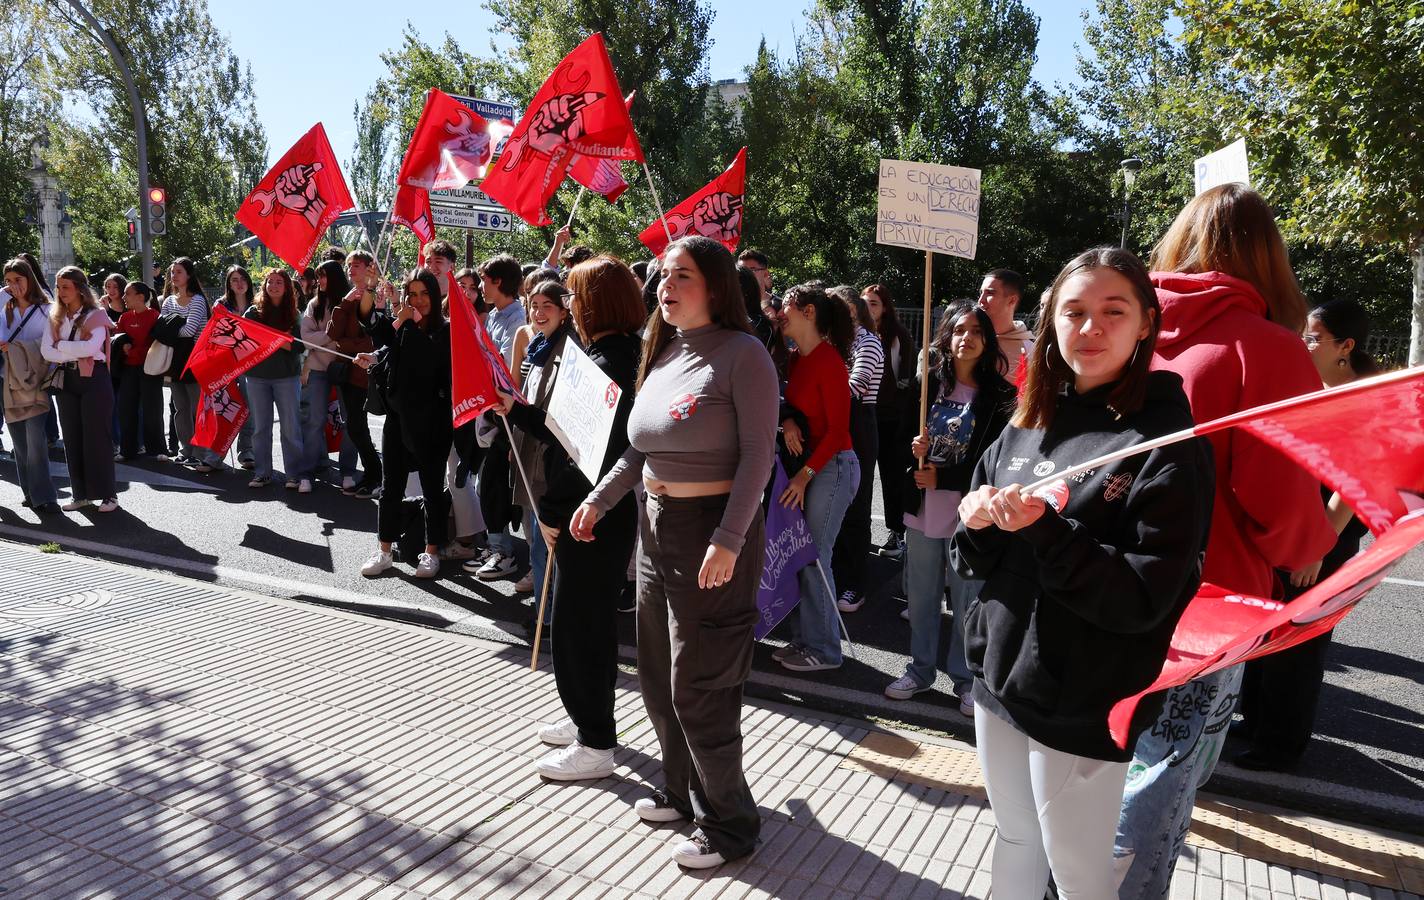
[0,183,1385,893]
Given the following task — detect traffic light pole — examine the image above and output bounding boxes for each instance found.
[56,0,153,282]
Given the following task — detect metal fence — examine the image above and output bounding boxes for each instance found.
[896,305,1412,368]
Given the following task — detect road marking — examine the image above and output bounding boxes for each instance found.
[1383,576,1424,588]
[0,523,509,635]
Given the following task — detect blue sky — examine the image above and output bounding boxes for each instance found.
[210,0,1092,161]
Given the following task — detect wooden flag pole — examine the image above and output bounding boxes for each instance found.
[917,250,934,462]
[565,186,586,230]
[530,548,556,670]
[641,162,674,245]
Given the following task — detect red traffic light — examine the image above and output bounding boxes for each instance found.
[148,187,166,204]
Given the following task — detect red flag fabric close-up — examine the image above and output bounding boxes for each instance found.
[391,184,435,256]
[193,381,249,458]
[397,89,495,191]
[481,33,643,226]
[567,92,636,204]
[183,306,295,394]
[447,272,524,429]
[235,123,354,271]
[638,146,747,257]
[1105,367,1424,748]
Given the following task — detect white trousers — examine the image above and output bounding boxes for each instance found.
[402,448,485,539]
[974,701,1128,900]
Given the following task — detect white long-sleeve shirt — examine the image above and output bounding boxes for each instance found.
[41,309,108,363]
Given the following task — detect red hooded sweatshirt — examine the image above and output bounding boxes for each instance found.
[1150,270,1336,599]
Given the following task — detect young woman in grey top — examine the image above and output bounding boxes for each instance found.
[571,236,778,871]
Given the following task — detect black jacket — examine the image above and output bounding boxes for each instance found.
[902,369,1015,518]
[950,370,1215,761]
[366,311,452,460]
[506,332,640,529]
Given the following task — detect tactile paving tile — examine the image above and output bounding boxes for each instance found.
[841,731,1424,892]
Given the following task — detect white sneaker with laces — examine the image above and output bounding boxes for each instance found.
[670,830,726,869]
[476,552,517,581]
[535,743,616,781]
[884,674,930,701]
[634,791,686,824]
[414,552,440,579]
[538,719,578,746]
[361,550,394,577]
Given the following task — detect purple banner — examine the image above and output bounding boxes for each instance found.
[756,461,820,640]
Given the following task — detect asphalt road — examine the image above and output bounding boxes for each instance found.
[1,434,1421,831]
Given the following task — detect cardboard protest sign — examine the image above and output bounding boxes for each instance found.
[1194,139,1251,195]
[875,159,981,259]
[545,339,622,485]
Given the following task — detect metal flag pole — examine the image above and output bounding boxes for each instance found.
[812,560,858,661]
[641,162,674,245]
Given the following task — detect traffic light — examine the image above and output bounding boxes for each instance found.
[146,186,167,237]
[126,219,139,251]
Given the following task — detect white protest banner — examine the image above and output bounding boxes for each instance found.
[545,340,622,485]
[875,159,982,260]
[1194,139,1251,196]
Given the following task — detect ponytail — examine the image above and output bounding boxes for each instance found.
[784,282,855,363]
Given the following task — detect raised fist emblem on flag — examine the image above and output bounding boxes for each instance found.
[208,385,243,422]
[501,91,605,172]
[443,108,492,171]
[668,191,743,242]
[250,162,328,228]
[209,316,261,359]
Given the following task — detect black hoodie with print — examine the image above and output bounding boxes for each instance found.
[950,370,1215,761]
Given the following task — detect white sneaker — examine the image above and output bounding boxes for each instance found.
[884,674,930,701]
[414,552,440,579]
[514,571,535,592]
[538,719,578,746]
[634,791,686,824]
[670,830,726,869]
[475,552,517,581]
[361,550,394,577]
[97,499,120,514]
[440,540,480,561]
[535,744,616,782]
[60,499,93,511]
[298,479,313,494]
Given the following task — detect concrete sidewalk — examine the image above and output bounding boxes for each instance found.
[1,540,1421,899]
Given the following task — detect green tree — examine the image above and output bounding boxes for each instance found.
[1178,0,1424,362]
[38,0,266,283]
[0,1,52,259]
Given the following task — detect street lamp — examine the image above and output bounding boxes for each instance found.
[1119,157,1143,249]
[53,0,154,281]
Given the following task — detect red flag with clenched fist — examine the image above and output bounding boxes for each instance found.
[193,381,249,457]
[567,92,635,203]
[480,33,644,225]
[236,123,354,270]
[183,305,295,394]
[397,89,497,191]
[639,146,746,257]
[447,272,524,428]
[391,184,435,262]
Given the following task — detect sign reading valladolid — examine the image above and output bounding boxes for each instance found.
[1194,139,1251,196]
[875,159,982,259]
[545,340,622,485]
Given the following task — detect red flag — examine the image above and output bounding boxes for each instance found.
[235,123,354,270]
[397,89,497,191]
[1102,367,1424,747]
[193,382,249,457]
[481,33,644,225]
[638,147,746,257]
[324,386,345,452]
[567,92,635,203]
[447,272,524,428]
[391,184,435,263]
[183,305,294,394]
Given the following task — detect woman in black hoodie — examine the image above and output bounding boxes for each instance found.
[950,247,1214,899]
[498,256,645,783]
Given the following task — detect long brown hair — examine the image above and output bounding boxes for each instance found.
[3,257,49,323]
[257,270,300,331]
[1014,247,1161,430]
[1151,183,1309,332]
[565,256,645,344]
[638,236,751,389]
[49,266,101,337]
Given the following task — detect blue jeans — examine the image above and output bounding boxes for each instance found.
[300,369,354,479]
[792,449,858,665]
[1114,664,1244,899]
[9,414,57,507]
[903,525,977,693]
[236,376,255,463]
[525,510,552,624]
[246,376,303,480]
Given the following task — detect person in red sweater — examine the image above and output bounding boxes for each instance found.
[1115,184,1338,900]
[114,281,164,458]
[775,283,859,673]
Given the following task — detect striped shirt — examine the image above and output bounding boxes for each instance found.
[848,325,885,404]
[160,294,210,338]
